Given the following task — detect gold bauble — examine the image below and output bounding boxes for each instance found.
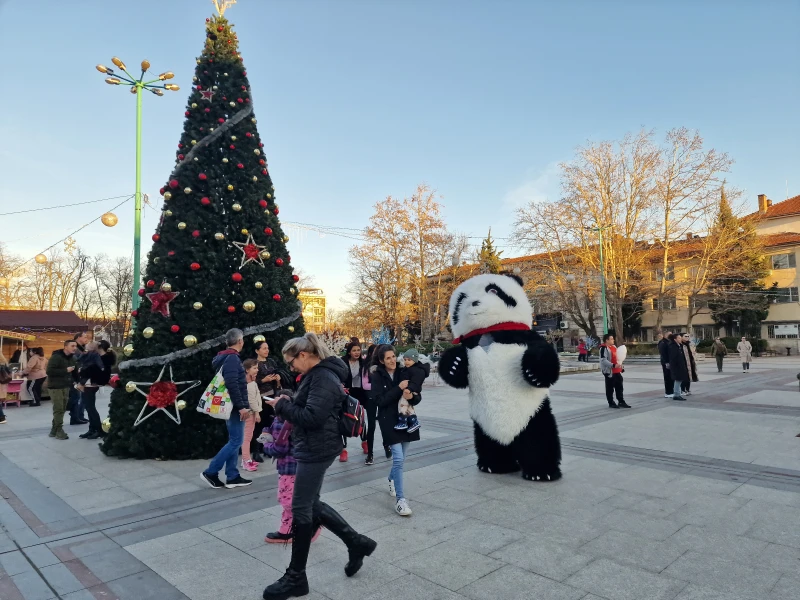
[255,281,263,289]
[252,118,257,123]
[288,326,295,333]
[101,212,118,227]
[142,327,154,338]
[123,344,134,356]
[266,193,272,199]
[196,59,201,65]
[192,76,197,82]
[253,334,265,343]
[232,203,242,211]
[183,187,192,194]
[223,72,229,77]
[213,85,218,90]
[290,287,297,295]
[243,301,256,312]
[191,102,198,108]
[193,302,203,310]
[259,250,271,260]
[241,228,249,235]
[231,136,237,141]
[254,149,260,155]
[164,192,172,200]
[177,222,187,230]
[252,176,258,182]
[35,253,48,264]
[101,418,111,433]
[229,101,236,107]
[227,184,234,191]
[165,209,173,217]
[125,381,137,393]
[283,235,289,243]
[214,232,225,240]
[222,158,229,163]
[176,399,187,411]
[191,140,197,145]
[153,257,160,264]
[161,282,172,292]
[183,335,198,347]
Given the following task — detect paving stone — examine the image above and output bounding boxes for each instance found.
[206,518,270,551]
[490,536,593,581]
[198,510,265,533]
[674,493,750,527]
[669,525,768,565]
[599,508,684,541]
[361,573,468,600]
[663,551,783,598]
[320,483,381,504]
[38,562,84,595]
[361,523,451,564]
[770,573,800,600]
[77,547,148,583]
[22,545,60,568]
[744,511,800,549]
[105,569,189,600]
[460,564,585,600]
[1,551,33,576]
[306,556,406,600]
[413,487,486,511]
[581,529,687,572]
[522,512,608,547]
[44,477,120,498]
[673,583,759,599]
[437,518,524,555]
[566,557,687,600]
[730,483,800,507]
[402,541,504,590]
[63,487,141,515]
[62,590,99,600]
[248,532,344,571]
[9,570,56,600]
[125,528,217,560]
[755,542,800,573]
[401,505,468,533]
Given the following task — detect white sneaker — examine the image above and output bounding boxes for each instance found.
[388,479,396,497]
[395,498,412,516]
[664,394,672,398]
[685,391,692,396]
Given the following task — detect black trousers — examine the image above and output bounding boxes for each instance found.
[715,355,724,372]
[661,364,673,395]
[604,373,624,404]
[681,380,691,392]
[82,387,101,433]
[293,456,337,526]
[29,377,45,405]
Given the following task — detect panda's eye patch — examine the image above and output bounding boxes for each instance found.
[485,284,517,307]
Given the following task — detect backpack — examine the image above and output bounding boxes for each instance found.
[339,393,367,438]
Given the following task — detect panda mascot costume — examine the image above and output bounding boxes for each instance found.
[438,273,562,481]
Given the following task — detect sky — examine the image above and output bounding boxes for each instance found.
[1,0,798,311]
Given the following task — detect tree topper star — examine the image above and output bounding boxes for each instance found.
[131,364,201,426]
[146,289,180,317]
[232,232,267,269]
[200,89,215,102]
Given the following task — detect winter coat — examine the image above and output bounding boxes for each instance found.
[737,341,753,363]
[46,350,77,390]
[78,352,109,387]
[668,341,689,382]
[256,357,292,396]
[401,361,430,395]
[599,344,623,375]
[274,356,348,463]
[577,342,587,355]
[369,365,421,446]
[262,417,297,475]
[247,381,262,413]
[710,341,727,357]
[211,349,249,411]
[343,358,366,391]
[21,355,47,381]
[683,342,699,383]
[657,338,671,366]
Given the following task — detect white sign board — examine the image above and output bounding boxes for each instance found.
[773,324,798,336]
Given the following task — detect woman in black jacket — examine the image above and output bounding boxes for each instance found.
[369,344,420,518]
[77,341,113,439]
[342,339,367,462]
[667,333,689,401]
[262,333,376,600]
[681,336,699,395]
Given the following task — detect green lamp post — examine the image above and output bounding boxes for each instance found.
[585,225,611,336]
[95,57,179,312]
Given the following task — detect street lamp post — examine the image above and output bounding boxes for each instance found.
[95,58,179,312]
[585,225,610,336]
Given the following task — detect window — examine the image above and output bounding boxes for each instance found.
[583,297,592,310]
[655,266,675,281]
[771,253,797,270]
[768,324,799,339]
[651,296,677,310]
[691,296,710,309]
[774,287,799,303]
[692,326,716,340]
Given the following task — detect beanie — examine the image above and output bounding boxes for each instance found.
[402,348,419,363]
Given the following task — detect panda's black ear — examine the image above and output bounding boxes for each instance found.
[502,272,524,287]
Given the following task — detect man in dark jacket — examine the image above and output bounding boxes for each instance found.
[201,329,253,490]
[657,331,673,399]
[667,333,688,401]
[46,340,78,440]
[67,332,90,425]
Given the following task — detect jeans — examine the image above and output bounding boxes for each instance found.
[604,373,624,404]
[204,410,244,481]
[49,388,70,429]
[292,456,336,526]
[742,362,750,371]
[389,442,410,499]
[68,386,85,421]
[29,377,45,405]
[673,380,684,398]
[715,355,724,372]
[661,364,673,395]
[83,386,101,433]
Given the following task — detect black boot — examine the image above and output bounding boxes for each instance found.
[262,523,312,600]
[317,503,376,577]
[252,451,265,463]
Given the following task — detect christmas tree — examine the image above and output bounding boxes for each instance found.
[101,9,304,460]
[478,228,503,274]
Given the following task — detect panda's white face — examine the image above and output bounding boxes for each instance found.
[449,274,533,339]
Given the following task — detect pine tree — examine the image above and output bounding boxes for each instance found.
[101,12,304,460]
[478,228,503,274]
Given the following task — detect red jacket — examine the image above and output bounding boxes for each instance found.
[577,342,587,354]
[601,344,623,374]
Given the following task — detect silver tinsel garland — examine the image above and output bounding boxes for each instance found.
[172,104,255,172]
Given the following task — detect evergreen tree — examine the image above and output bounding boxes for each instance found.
[478,228,503,274]
[101,12,304,459]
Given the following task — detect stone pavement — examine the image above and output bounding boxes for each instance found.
[1,356,799,600]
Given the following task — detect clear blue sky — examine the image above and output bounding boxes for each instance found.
[1,0,798,310]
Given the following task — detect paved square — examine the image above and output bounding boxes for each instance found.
[1,357,798,599]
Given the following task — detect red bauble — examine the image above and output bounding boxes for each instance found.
[237,98,243,103]
[227,305,236,313]
[199,173,207,180]
[245,98,250,103]
[138,288,146,297]
[217,25,224,31]
[159,187,165,195]
[259,159,265,165]
[259,142,264,147]
[169,179,179,189]
[273,294,282,302]
[168,250,175,257]
[192,230,200,238]
[178,154,184,160]
[237,163,244,169]
[131,309,139,317]
[286,256,291,263]
[246,132,252,138]
[232,273,243,282]
[178,143,183,148]
[218,118,225,123]
[152,234,160,242]
[264,227,273,236]
[275,258,284,266]
[146,279,155,288]
[170,325,181,333]
[109,374,120,389]
[230,144,235,150]
[273,207,280,215]
[243,71,247,75]
[201,197,211,206]
[185,111,191,117]
[241,86,247,90]
[262,169,267,175]
[190,262,201,271]
[147,381,179,409]
[205,108,210,113]
[258,199,267,208]
[292,274,300,282]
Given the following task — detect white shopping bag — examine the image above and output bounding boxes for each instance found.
[196,367,233,420]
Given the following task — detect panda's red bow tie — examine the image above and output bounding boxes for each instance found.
[452,322,531,344]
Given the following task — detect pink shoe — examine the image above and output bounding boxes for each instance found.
[242,459,258,472]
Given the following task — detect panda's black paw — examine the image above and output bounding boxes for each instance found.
[521,468,562,482]
[439,346,470,389]
[477,463,520,475]
[521,344,560,388]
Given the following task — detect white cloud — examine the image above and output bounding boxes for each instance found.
[502,161,561,210]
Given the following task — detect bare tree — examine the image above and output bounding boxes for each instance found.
[0,243,27,308]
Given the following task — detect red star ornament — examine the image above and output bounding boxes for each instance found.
[146,289,180,317]
[200,89,215,101]
[232,232,267,269]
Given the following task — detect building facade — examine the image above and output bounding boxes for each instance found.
[298,288,326,333]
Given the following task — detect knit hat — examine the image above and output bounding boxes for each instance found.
[402,349,419,363]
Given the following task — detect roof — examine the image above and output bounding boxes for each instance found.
[745,194,800,220]
[0,311,89,331]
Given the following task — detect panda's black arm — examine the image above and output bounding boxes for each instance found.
[438,345,470,389]
[521,340,560,388]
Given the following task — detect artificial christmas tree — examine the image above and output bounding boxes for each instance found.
[101,10,304,459]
